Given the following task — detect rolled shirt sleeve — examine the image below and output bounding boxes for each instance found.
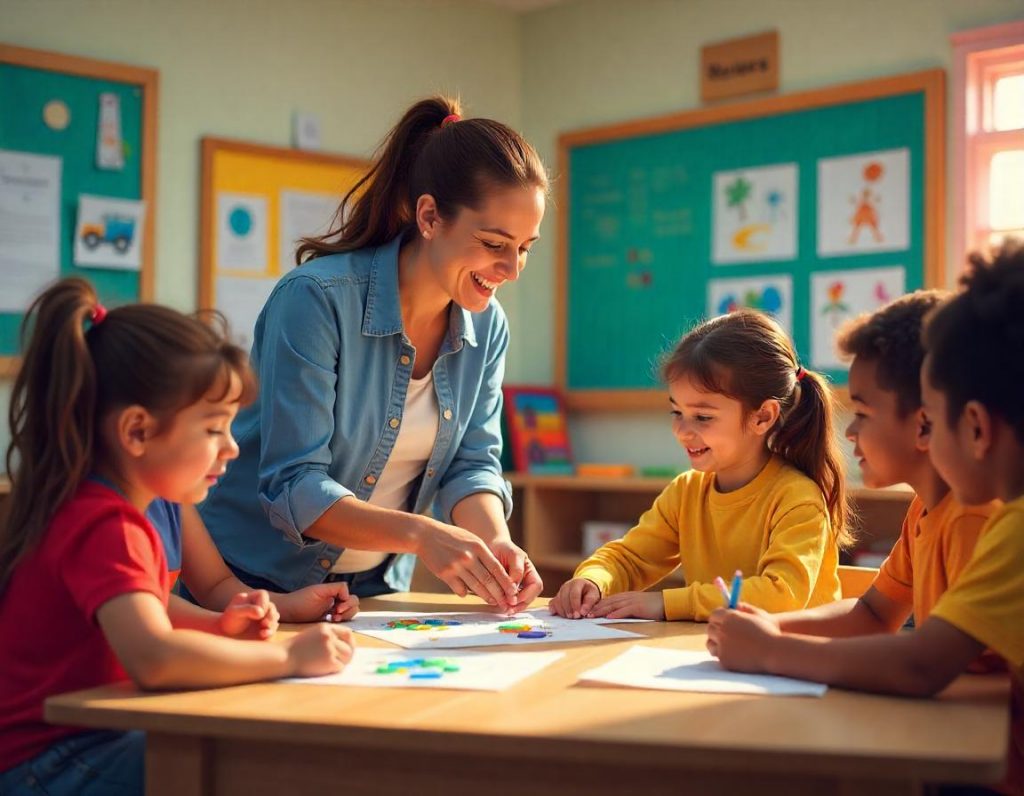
[255,276,354,543]
[436,309,513,522]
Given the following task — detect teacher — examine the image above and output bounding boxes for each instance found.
[200,96,546,612]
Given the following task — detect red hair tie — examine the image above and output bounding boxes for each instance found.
[441,114,461,128]
[795,366,807,382]
[91,303,108,326]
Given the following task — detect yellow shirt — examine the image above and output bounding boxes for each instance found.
[930,496,1024,795]
[873,493,997,625]
[574,456,841,621]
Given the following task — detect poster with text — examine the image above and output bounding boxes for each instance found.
[279,190,337,273]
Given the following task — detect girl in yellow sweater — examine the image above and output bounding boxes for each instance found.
[550,310,850,621]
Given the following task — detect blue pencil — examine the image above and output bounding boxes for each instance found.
[728,570,742,609]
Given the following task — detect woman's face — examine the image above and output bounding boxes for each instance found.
[425,185,545,313]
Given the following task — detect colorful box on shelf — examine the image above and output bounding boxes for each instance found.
[574,463,635,478]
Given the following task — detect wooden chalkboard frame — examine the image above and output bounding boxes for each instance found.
[556,70,945,412]
[0,44,158,377]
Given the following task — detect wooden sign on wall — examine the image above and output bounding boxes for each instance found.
[701,30,779,102]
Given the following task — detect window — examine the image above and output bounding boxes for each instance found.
[952,22,1024,266]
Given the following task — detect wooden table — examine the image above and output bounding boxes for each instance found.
[46,593,1010,796]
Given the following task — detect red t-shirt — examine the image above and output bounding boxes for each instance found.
[0,481,170,772]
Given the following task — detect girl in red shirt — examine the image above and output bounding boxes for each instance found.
[0,278,355,795]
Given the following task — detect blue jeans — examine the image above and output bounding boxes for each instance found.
[0,730,144,795]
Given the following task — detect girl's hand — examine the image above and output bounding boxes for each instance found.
[706,603,781,671]
[588,590,665,621]
[276,582,360,623]
[217,590,279,639]
[488,539,544,613]
[549,578,601,619]
[286,624,355,677]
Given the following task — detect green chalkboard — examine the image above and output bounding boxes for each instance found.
[557,71,944,411]
[0,44,157,370]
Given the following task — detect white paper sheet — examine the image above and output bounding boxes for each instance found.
[346,610,644,649]
[73,194,146,270]
[279,190,337,273]
[578,645,827,697]
[712,163,798,264]
[216,192,267,271]
[215,275,277,350]
[707,274,793,334]
[282,648,564,691]
[0,149,61,312]
[817,148,909,257]
[810,266,906,369]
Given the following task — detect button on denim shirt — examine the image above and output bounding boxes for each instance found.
[199,234,513,593]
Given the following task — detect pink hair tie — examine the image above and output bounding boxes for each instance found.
[91,303,108,326]
[795,366,807,382]
[441,113,461,128]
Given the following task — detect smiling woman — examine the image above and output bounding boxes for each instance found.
[199,96,549,611]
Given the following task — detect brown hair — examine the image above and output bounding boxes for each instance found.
[836,290,949,417]
[0,278,256,592]
[661,310,852,547]
[924,238,1024,443]
[295,96,548,263]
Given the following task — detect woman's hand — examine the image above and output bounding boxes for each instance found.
[217,590,280,639]
[588,590,665,621]
[706,603,781,671]
[488,538,544,613]
[416,519,518,609]
[275,582,360,623]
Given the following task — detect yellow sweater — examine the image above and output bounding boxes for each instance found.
[574,456,841,621]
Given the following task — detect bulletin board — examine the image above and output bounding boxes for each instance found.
[0,44,158,375]
[198,137,368,349]
[557,70,945,411]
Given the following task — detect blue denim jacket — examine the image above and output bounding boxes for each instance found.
[199,234,513,593]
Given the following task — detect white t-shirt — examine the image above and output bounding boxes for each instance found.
[330,372,440,574]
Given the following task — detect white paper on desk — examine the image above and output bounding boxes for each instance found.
[523,608,655,624]
[578,646,827,697]
[347,610,643,649]
[282,648,563,691]
[0,149,61,312]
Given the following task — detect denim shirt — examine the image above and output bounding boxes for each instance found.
[199,234,513,593]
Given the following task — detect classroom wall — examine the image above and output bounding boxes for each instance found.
[0,0,522,458]
[505,0,1024,474]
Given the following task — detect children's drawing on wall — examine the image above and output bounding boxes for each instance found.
[811,266,906,369]
[817,148,909,257]
[73,194,146,271]
[712,163,798,264]
[707,275,793,335]
[216,192,268,271]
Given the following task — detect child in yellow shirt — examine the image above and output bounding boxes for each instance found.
[550,310,850,621]
[708,241,1024,795]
